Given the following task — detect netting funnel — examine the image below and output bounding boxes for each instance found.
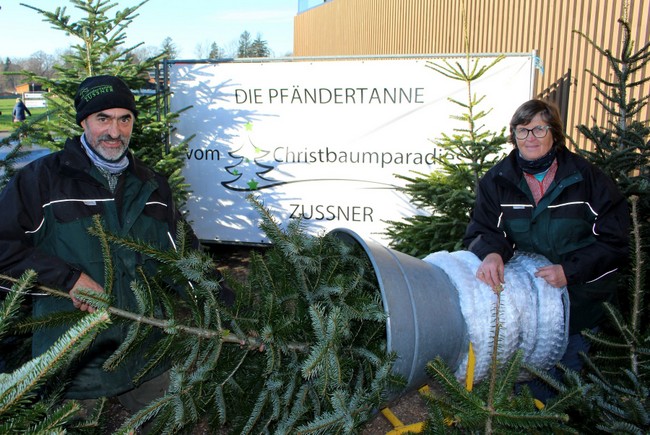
[329,228,468,392]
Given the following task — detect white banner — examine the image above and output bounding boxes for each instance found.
[170,55,534,245]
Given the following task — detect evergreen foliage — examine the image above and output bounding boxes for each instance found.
[571,19,650,214]
[0,271,110,433]
[250,34,272,58]
[385,32,508,257]
[237,31,271,58]
[0,197,398,433]
[209,42,226,60]
[0,0,191,205]
[0,140,35,188]
[161,36,179,60]
[543,17,650,433]
[560,199,650,433]
[237,31,254,58]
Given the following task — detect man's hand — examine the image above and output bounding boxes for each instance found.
[476,252,505,290]
[534,264,567,288]
[70,273,104,313]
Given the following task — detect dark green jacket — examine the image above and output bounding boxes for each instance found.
[464,145,629,333]
[0,137,184,398]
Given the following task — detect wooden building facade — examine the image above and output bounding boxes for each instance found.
[293,0,650,149]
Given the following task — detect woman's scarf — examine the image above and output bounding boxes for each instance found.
[517,146,557,175]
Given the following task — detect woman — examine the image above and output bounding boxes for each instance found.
[463,99,629,399]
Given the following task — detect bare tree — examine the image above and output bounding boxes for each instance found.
[131,45,161,64]
[223,40,239,58]
[194,40,211,59]
[22,51,57,79]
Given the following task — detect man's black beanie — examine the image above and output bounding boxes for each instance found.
[74,75,138,125]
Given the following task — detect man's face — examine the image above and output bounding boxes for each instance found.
[80,108,134,161]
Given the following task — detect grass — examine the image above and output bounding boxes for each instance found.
[0,97,48,131]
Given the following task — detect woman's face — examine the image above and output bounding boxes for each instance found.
[514,113,554,161]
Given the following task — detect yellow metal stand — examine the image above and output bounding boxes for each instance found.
[381,385,429,434]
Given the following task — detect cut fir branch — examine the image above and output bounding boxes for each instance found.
[0,273,284,352]
[0,270,36,341]
[1,195,395,433]
[421,284,573,434]
[0,303,109,431]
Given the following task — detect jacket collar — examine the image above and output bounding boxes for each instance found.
[498,145,580,185]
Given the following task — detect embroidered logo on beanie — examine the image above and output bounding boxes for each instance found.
[74,75,139,125]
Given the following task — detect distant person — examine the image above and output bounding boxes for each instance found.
[12,98,31,122]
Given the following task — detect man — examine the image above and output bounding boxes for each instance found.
[0,75,188,410]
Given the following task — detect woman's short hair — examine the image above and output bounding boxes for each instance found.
[509,99,565,148]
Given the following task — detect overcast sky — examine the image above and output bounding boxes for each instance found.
[0,0,299,59]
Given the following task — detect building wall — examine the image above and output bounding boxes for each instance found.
[294,0,650,149]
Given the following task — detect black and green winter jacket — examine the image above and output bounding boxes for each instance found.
[0,136,186,399]
[463,145,629,334]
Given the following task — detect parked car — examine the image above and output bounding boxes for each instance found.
[0,145,51,179]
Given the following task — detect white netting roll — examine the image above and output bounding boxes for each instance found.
[422,250,569,383]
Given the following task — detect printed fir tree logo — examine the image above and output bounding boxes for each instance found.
[221,122,279,191]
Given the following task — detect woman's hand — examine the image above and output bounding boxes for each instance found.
[535,264,567,288]
[476,252,505,290]
[70,273,105,313]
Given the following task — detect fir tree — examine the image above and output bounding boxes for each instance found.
[161,36,179,60]
[571,196,650,433]
[385,4,507,257]
[209,42,225,60]
[250,34,271,58]
[571,19,650,215]
[549,16,650,433]
[0,0,191,205]
[237,31,254,58]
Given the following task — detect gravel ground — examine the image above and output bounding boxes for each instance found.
[362,388,430,433]
[104,388,429,433]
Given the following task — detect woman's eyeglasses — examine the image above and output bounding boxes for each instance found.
[514,125,551,140]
